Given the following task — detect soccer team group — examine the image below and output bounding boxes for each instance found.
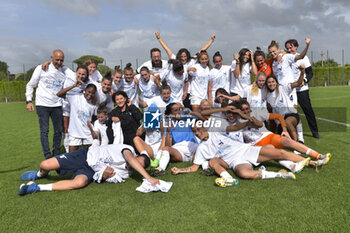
[18,31,332,196]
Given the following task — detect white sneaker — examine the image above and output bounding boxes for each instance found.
[215,178,239,187]
[315,153,332,171]
[292,157,310,174]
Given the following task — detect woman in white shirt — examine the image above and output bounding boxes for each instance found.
[208,51,232,106]
[231,48,257,96]
[119,63,139,107]
[265,66,305,141]
[188,50,211,112]
[84,59,103,83]
[111,65,123,93]
[136,66,161,107]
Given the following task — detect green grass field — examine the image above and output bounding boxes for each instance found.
[1,86,349,233]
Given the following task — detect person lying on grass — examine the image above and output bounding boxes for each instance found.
[19,144,159,196]
[171,123,312,187]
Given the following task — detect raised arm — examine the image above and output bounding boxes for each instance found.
[249,50,258,75]
[198,34,216,53]
[155,31,174,59]
[295,38,311,61]
[233,53,240,78]
[56,80,80,98]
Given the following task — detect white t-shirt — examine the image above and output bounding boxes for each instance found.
[119,77,139,107]
[148,96,174,115]
[160,65,188,103]
[137,60,169,76]
[209,65,231,101]
[112,81,123,93]
[67,94,97,138]
[243,109,272,145]
[272,54,296,86]
[292,55,311,92]
[25,63,74,107]
[89,70,103,83]
[95,82,114,113]
[135,74,160,99]
[188,63,209,100]
[241,85,267,109]
[266,84,297,116]
[87,144,135,183]
[230,61,252,96]
[93,120,109,145]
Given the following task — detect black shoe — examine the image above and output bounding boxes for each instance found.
[312,133,321,139]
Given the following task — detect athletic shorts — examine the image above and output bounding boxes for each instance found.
[226,145,262,170]
[189,95,203,106]
[255,133,283,149]
[172,141,198,162]
[69,135,93,146]
[284,113,300,123]
[55,148,94,183]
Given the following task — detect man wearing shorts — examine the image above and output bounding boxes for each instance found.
[18,144,159,196]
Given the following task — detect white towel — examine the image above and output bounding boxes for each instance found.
[136,179,173,193]
[112,121,124,144]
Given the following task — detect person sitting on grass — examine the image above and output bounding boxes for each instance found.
[19,144,160,196]
[171,122,311,187]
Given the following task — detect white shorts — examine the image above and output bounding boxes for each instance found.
[289,89,298,106]
[150,142,161,156]
[69,135,93,146]
[172,141,198,162]
[224,145,262,170]
[189,95,203,106]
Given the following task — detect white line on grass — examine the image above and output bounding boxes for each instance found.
[311,95,350,101]
[300,114,350,127]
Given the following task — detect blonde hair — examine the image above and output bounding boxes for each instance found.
[251,72,267,95]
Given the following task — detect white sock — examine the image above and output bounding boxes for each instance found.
[38,184,52,191]
[201,161,209,170]
[220,171,233,179]
[64,133,70,153]
[158,150,170,170]
[155,150,162,160]
[261,170,281,179]
[278,160,295,171]
[296,123,304,142]
[140,150,150,158]
[36,170,45,178]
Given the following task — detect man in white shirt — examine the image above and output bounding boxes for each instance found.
[18,144,160,196]
[25,50,74,159]
[137,48,168,75]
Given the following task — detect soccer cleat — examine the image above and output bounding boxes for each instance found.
[20,171,39,181]
[292,157,311,174]
[201,167,215,176]
[279,169,296,180]
[150,167,167,177]
[315,153,332,171]
[150,159,159,168]
[214,178,239,187]
[18,181,40,196]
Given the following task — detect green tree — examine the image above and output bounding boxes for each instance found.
[312,58,339,67]
[0,71,7,81]
[73,55,104,65]
[16,67,35,81]
[97,65,112,77]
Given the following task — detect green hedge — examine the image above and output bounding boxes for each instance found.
[1,66,350,102]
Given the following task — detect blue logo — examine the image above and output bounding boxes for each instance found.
[143,109,162,129]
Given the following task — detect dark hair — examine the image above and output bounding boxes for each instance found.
[102,71,112,82]
[265,74,279,96]
[124,63,133,73]
[168,59,184,74]
[268,40,279,50]
[112,90,129,104]
[196,50,211,69]
[215,88,230,107]
[160,84,171,93]
[97,104,108,115]
[165,102,177,116]
[285,39,299,48]
[83,59,98,67]
[228,100,241,110]
[139,66,150,73]
[213,51,222,61]
[239,99,249,109]
[113,65,123,75]
[238,48,251,73]
[254,47,266,60]
[86,83,97,92]
[176,48,192,63]
[138,154,150,169]
[150,48,161,56]
[76,65,89,82]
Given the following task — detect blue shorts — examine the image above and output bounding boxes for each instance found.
[55,148,95,184]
